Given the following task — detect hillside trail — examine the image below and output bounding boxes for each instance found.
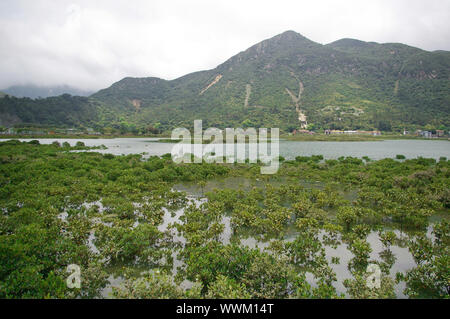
[285,79,307,128]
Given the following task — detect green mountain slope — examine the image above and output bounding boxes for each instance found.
[0,94,100,128]
[90,30,450,132]
[1,30,449,132]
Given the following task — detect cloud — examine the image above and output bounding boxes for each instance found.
[0,0,449,91]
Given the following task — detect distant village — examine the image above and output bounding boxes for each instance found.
[291,129,449,138]
[0,126,449,139]
[410,129,447,138]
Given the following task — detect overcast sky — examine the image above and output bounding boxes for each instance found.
[1,0,449,91]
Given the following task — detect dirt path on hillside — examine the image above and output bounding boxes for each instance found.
[286,80,307,128]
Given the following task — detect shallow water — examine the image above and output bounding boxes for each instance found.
[12,138,450,160]
[172,182,421,298]
[174,176,357,202]
[14,137,446,298]
[93,174,443,299]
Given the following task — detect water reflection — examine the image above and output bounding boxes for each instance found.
[169,178,441,299]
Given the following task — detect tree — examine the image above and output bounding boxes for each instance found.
[397,221,450,298]
[336,206,358,230]
[112,270,201,299]
[206,275,251,298]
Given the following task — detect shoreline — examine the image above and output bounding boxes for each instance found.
[1,134,448,142]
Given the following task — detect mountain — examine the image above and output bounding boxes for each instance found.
[0,94,100,128]
[2,84,93,99]
[1,30,449,132]
[90,30,450,132]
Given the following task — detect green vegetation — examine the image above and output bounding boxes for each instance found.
[0,140,448,299]
[0,94,100,129]
[1,31,449,133]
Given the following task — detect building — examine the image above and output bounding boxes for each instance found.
[86,128,101,135]
[328,130,381,136]
[66,128,80,135]
[420,131,432,138]
[4,128,15,135]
